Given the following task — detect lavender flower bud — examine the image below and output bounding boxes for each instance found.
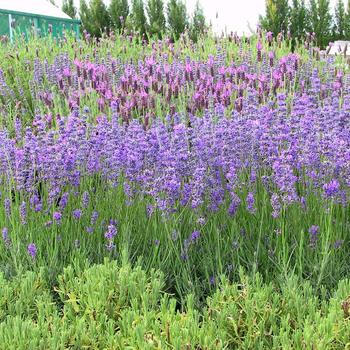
[4,198,11,217]
[20,201,27,225]
[27,243,37,259]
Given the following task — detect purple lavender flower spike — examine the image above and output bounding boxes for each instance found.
[323,179,340,198]
[4,198,11,218]
[2,227,10,247]
[72,209,82,220]
[308,225,319,248]
[246,192,256,214]
[53,211,62,224]
[20,201,27,225]
[191,230,201,242]
[104,224,117,240]
[27,243,37,259]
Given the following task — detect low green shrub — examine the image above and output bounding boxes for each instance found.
[208,273,350,349]
[0,260,349,349]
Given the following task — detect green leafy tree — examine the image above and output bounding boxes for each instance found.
[88,0,110,37]
[167,0,188,40]
[344,0,350,37]
[308,0,332,48]
[189,1,207,42]
[333,0,346,40]
[147,0,166,38]
[277,0,291,34]
[109,0,129,32]
[131,0,148,36]
[307,0,318,33]
[62,0,77,19]
[260,0,277,34]
[79,0,93,34]
[290,0,308,39]
[260,0,290,36]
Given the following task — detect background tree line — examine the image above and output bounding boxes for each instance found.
[260,0,350,48]
[61,0,207,42]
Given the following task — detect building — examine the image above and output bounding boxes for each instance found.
[0,0,80,41]
[327,41,350,57]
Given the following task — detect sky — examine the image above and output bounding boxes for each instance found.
[54,0,339,36]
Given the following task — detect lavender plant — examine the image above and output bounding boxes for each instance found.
[0,30,349,307]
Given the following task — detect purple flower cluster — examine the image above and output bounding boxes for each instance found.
[0,37,349,262]
[308,225,320,248]
[3,34,346,125]
[2,227,10,247]
[53,211,62,224]
[0,85,349,226]
[27,243,37,259]
[104,224,117,251]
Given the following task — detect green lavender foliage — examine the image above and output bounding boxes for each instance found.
[0,260,349,350]
[0,174,349,305]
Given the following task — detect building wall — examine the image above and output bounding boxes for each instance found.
[0,10,79,41]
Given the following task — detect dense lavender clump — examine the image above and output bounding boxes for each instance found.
[0,32,349,304]
[0,89,349,217]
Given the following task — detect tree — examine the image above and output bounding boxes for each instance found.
[131,0,148,36]
[80,0,110,37]
[334,0,346,40]
[190,1,207,42]
[344,0,350,37]
[277,0,291,34]
[147,0,166,38]
[89,0,110,37]
[62,0,77,19]
[260,0,290,36]
[308,0,332,48]
[317,0,332,47]
[79,0,93,34]
[167,0,188,40]
[290,0,308,39]
[260,0,277,34]
[109,0,129,32]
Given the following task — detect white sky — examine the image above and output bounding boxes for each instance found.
[53,0,339,35]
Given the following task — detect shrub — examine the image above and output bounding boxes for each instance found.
[0,261,349,349]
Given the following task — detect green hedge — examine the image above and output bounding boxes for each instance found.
[0,260,349,349]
